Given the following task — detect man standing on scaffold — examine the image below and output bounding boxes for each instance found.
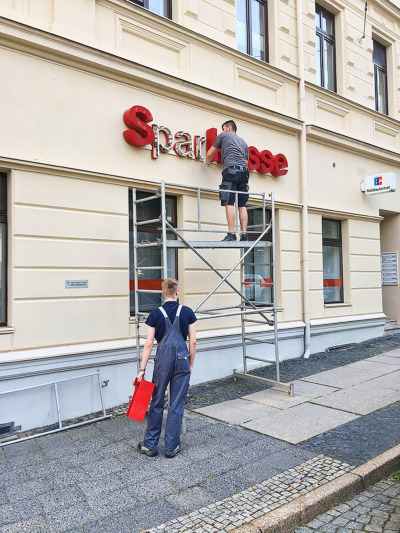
[136,278,197,458]
[203,119,249,242]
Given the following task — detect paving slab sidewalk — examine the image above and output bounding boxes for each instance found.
[0,334,399,532]
[194,348,400,444]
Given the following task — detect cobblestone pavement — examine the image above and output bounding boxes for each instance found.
[147,455,353,533]
[0,334,399,532]
[0,413,320,533]
[297,475,400,533]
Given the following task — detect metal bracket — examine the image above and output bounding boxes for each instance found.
[233,369,294,397]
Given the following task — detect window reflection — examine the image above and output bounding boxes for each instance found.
[128,0,171,19]
[322,219,343,303]
[0,175,6,326]
[373,40,388,115]
[129,191,177,314]
[237,0,268,62]
[316,5,336,92]
[244,207,272,305]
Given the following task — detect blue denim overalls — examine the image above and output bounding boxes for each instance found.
[144,304,191,452]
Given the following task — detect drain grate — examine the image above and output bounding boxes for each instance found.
[0,422,20,438]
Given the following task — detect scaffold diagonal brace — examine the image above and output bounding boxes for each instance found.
[165,220,273,325]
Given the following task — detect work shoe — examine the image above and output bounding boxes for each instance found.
[165,442,183,458]
[222,233,236,242]
[137,441,158,457]
[240,233,248,241]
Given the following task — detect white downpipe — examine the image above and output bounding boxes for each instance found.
[296,0,311,358]
[303,321,311,359]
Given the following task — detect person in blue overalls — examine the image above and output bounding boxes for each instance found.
[137,278,197,458]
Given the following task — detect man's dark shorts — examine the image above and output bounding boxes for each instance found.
[219,165,249,207]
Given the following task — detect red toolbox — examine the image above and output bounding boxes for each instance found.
[126,378,156,422]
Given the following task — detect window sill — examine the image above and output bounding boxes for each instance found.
[324,303,352,308]
[0,327,15,335]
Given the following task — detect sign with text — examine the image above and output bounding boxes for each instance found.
[381,252,398,286]
[122,105,288,176]
[65,280,88,289]
[361,173,396,194]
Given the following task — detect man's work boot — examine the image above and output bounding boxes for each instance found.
[165,442,183,458]
[240,233,248,241]
[137,441,158,457]
[222,233,236,242]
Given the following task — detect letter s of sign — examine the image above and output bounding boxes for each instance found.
[123,106,155,147]
[248,146,260,171]
[258,150,275,174]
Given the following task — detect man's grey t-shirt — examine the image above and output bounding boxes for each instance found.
[213,132,249,171]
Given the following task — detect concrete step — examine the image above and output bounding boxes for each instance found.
[384,319,400,336]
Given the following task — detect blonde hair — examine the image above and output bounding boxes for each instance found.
[162,278,179,298]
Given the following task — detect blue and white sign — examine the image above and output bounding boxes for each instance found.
[361,172,396,194]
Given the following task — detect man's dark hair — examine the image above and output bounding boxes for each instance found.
[222,120,237,133]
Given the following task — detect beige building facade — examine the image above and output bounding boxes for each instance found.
[0,0,399,431]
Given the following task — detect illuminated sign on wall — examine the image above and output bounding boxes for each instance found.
[361,173,397,194]
[123,105,288,176]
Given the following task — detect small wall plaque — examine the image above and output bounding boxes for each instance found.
[65,280,88,289]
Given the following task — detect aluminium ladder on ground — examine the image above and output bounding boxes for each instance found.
[131,180,293,396]
[0,371,111,446]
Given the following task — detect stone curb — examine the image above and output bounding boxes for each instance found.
[232,444,400,533]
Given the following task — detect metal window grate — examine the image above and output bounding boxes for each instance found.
[0,423,14,437]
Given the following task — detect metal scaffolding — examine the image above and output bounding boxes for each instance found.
[132,180,293,396]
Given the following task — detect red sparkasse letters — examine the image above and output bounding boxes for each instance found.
[248,146,288,176]
[123,105,155,147]
[122,105,288,176]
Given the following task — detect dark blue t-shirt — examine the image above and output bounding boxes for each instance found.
[146,301,197,343]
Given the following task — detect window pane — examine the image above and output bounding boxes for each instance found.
[321,12,333,36]
[323,245,342,303]
[373,41,386,68]
[0,223,6,324]
[250,0,266,61]
[248,207,270,230]
[129,191,177,315]
[136,192,175,224]
[375,68,387,114]
[129,230,176,314]
[244,248,272,304]
[166,197,175,224]
[315,10,321,29]
[244,207,272,305]
[322,219,340,240]
[323,39,335,91]
[148,0,169,16]
[0,179,6,214]
[316,35,322,86]
[237,0,248,54]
